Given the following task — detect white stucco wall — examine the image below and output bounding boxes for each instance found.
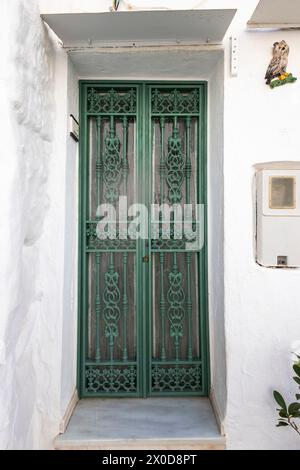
[0,0,58,449]
[0,0,79,449]
[208,55,226,427]
[61,0,300,450]
[1,0,300,451]
[60,57,79,416]
[222,1,300,450]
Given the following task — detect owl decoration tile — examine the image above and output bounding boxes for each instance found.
[265,40,297,89]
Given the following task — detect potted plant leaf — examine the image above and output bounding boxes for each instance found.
[273,355,300,437]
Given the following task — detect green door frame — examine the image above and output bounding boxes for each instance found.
[77,80,210,398]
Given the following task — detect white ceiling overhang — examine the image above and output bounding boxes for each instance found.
[41,9,236,48]
[248,0,300,29]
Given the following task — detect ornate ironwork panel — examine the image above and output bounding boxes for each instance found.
[151,88,199,115]
[103,117,122,204]
[165,120,185,204]
[152,364,201,393]
[79,83,208,398]
[81,85,138,397]
[88,87,136,114]
[86,365,137,393]
[150,86,206,395]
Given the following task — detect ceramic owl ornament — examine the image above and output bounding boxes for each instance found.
[265,40,297,89]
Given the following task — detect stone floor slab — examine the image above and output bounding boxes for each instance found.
[55,397,225,450]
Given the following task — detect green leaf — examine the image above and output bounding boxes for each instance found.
[276,421,289,427]
[279,409,288,418]
[274,391,287,411]
[295,394,300,400]
[288,402,300,415]
[293,364,300,378]
[293,376,300,385]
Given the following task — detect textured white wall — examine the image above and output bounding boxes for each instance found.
[208,55,226,428]
[0,0,78,449]
[60,57,79,416]
[0,0,58,449]
[1,0,300,451]
[222,1,300,450]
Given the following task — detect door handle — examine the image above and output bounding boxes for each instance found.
[142,255,149,263]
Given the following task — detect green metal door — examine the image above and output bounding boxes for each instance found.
[78,82,209,398]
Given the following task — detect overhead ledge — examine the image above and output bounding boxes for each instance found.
[41,9,236,48]
[248,0,300,29]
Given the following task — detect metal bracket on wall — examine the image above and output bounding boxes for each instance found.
[70,114,79,142]
[230,36,238,77]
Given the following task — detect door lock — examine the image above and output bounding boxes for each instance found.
[142,255,149,263]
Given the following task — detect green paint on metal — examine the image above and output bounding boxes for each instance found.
[122,116,129,196]
[78,81,209,398]
[152,363,201,393]
[186,252,193,361]
[151,88,199,115]
[86,364,137,393]
[185,117,193,361]
[159,252,167,362]
[96,116,103,216]
[103,253,121,362]
[167,253,185,362]
[185,116,192,205]
[122,252,128,362]
[103,116,122,204]
[95,253,101,362]
[87,87,136,114]
[166,117,185,204]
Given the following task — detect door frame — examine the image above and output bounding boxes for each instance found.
[77,80,210,398]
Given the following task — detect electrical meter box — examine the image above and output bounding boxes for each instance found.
[256,162,300,268]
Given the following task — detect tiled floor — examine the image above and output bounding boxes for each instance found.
[55,397,225,450]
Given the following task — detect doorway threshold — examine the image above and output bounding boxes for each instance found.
[54,397,225,450]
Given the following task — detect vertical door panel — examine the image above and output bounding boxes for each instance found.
[82,86,140,396]
[79,82,208,398]
[148,86,207,395]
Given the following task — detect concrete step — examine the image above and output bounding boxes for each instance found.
[54,397,225,450]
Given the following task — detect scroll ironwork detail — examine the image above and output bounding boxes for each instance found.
[167,254,185,360]
[103,255,121,361]
[151,88,199,114]
[166,122,185,205]
[86,365,137,393]
[152,364,201,392]
[103,117,122,204]
[88,87,136,114]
